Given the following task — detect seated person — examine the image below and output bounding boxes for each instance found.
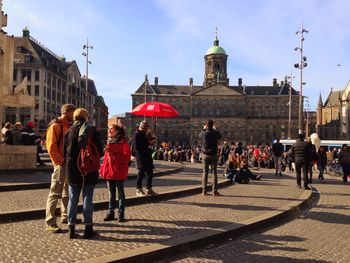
[239,156,262,180]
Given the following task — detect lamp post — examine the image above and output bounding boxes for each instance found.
[294,23,308,135]
[82,39,93,109]
[287,73,295,139]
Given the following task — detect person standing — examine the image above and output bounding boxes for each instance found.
[45,104,76,233]
[132,121,157,196]
[272,138,284,176]
[220,141,230,165]
[12,122,23,145]
[100,124,131,222]
[290,133,311,190]
[338,144,350,183]
[198,120,222,196]
[1,122,13,145]
[65,108,103,239]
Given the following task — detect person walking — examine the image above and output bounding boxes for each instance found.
[100,124,131,222]
[338,144,350,183]
[198,120,222,196]
[132,121,157,196]
[45,104,76,233]
[65,108,103,239]
[316,146,327,182]
[272,138,284,176]
[290,133,311,190]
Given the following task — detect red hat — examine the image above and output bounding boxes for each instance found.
[27,121,34,128]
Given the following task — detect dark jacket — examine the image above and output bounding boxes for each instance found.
[64,121,103,186]
[2,129,13,145]
[272,142,284,157]
[132,129,153,170]
[316,151,327,167]
[290,139,310,163]
[21,126,36,145]
[198,128,222,156]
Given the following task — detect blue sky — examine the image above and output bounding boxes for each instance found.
[3,0,350,116]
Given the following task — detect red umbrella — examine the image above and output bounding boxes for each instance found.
[131,101,179,117]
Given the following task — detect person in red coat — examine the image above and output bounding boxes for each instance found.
[100,124,131,222]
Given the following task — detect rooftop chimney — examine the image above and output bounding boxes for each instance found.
[238,78,242,87]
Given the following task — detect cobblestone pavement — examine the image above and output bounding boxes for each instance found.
[0,165,304,263]
[0,161,176,186]
[0,162,188,212]
[160,173,350,263]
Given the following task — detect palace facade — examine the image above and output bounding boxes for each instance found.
[129,36,300,145]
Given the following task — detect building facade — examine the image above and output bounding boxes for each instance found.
[3,27,108,130]
[317,82,350,140]
[130,36,300,145]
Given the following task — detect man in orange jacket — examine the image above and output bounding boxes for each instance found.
[45,104,76,233]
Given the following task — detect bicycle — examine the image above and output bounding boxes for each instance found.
[325,159,343,177]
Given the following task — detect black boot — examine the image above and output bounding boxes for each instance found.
[83,224,96,239]
[103,211,115,221]
[69,225,75,239]
[118,211,125,222]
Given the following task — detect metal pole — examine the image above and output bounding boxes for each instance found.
[288,71,292,139]
[85,39,89,109]
[298,27,303,135]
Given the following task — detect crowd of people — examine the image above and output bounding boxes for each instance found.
[2,111,350,240]
[1,120,46,165]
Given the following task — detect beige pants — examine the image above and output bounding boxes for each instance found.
[45,164,68,226]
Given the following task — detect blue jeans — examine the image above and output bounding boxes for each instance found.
[68,184,95,225]
[106,180,125,213]
[136,168,153,190]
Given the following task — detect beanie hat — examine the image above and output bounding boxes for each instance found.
[61,104,76,114]
[139,121,149,130]
[27,121,34,128]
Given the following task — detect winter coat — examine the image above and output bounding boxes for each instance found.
[198,128,222,156]
[338,150,350,165]
[290,139,310,163]
[132,129,153,170]
[1,128,13,145]
[100,139,131,181]
[21,126,36,145]
[316,151,327,167]
[64,121,103,186]
[46,117,71,166]
[272,142,284,157]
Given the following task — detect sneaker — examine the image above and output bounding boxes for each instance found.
[136,188,146,196]
[212,190,220,196]
[145,188,158,196]
[46,224,62,233]
[103,212,115,222]
[201,190,207,196]
[256,174,263,180]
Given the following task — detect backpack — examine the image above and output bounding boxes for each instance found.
[77,128,100,175]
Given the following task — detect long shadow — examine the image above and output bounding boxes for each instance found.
[305,210,350,225]
[158,233,325,263]
[162,199,277,212]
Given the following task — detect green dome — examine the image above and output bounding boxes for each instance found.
[205,45,226,55]
[205,36,226,55]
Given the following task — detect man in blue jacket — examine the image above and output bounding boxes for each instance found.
[198,120,222,196]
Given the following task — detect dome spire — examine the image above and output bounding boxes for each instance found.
[214,26,219,46]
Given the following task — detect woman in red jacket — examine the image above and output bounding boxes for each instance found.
[100,124,131,222]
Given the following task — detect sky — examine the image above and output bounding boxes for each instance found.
[3,0,350,116]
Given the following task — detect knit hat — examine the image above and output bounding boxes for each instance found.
[27,121,34,128]
[139,121,149,130]
[61,104,76,114]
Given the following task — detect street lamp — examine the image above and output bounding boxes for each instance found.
[294,23,309,135]
[82,39,93,108]
[287,73,295,139]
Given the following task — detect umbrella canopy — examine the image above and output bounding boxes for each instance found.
[131,101,179,117]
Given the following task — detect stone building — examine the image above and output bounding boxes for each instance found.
[317,82,350,139]
[4,27,108,130]
[131,36,300,145]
